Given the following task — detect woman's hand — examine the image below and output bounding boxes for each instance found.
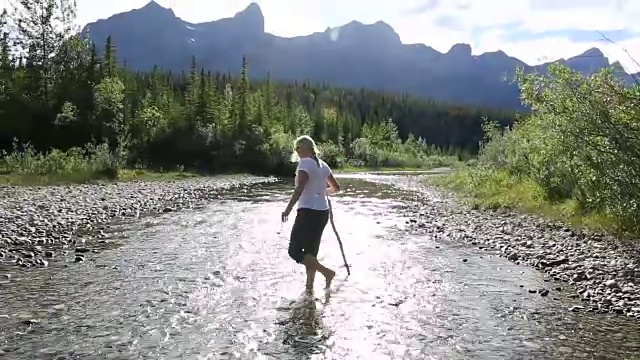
[281,207,292,222]
[327,187,342,197]
[282,169,306,223]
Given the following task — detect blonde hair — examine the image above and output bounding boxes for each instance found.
[290,135,320,166]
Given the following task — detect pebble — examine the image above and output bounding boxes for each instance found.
[405,183,640,320]
[0,176,276,269]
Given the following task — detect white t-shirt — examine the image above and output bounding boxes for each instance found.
[295,157,332,211]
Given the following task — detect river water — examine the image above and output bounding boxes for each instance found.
[1,174,640,359]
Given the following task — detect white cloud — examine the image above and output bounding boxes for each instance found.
[3,0,640,72]
[485,36,640,73]
[392,0,640,71]
[432,0,636,32]
[472,25,640,73]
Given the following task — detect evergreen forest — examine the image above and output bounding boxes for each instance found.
[0,1,517,180]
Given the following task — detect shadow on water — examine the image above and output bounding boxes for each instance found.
[270,276,352,359]
[1,176,640,359]
[273,291,326,358]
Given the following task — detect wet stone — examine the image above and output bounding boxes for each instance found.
[0,176,276,269]
[606,280,620,289]
[405,180,640,322]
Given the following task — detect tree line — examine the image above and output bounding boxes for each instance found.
[0,0,518,178]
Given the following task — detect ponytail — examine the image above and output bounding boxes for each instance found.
[312,151,320,167]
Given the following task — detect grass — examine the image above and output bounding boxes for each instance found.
[0,141,462,185]
[338,165,437,173]
[338,158,463,173]
[428,167,618,234]
[0,163,456,185]
[0,141,203,186]
[0,169,200,186]
[117,169,200,182]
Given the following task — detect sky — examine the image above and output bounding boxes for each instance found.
[4,0,640,72]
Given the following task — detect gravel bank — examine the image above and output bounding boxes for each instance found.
[405,183,640,320]
[0,175,277,268]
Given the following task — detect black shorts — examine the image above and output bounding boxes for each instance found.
[288,208,330,263]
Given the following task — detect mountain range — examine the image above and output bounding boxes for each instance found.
[82,1,636,109]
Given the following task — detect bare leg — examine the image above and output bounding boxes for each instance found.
[303,254,335,289]
[305,265,316,291]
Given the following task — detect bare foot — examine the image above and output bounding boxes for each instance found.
[324,269,336,289]
[305,286,314,295]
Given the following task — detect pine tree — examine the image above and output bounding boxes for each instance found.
[102,35,116,78]
[236,55,250,133]
[10,0,77,104]
[184,55,199,123]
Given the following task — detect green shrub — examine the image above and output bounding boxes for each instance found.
[0,139,121,183]
[443,64,640,235]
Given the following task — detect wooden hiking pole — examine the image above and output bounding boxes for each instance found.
[328,197,350,275]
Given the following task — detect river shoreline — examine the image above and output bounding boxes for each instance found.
[405,180,640,320]
[0,175,278,269]
[2,173,640,322]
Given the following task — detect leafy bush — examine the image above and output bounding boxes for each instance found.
[350,136,457,169]
[0,139,120,181]
[452,63,640,234]
[317,141,345,168]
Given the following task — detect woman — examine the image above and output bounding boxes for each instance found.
[281,135,341,291]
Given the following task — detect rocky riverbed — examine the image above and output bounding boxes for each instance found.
[4,175,640,359]
[400,180,640,320]
[0,175,277,269]
[3,171,640,323]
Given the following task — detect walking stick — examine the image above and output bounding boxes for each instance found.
[328,197,350,276]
